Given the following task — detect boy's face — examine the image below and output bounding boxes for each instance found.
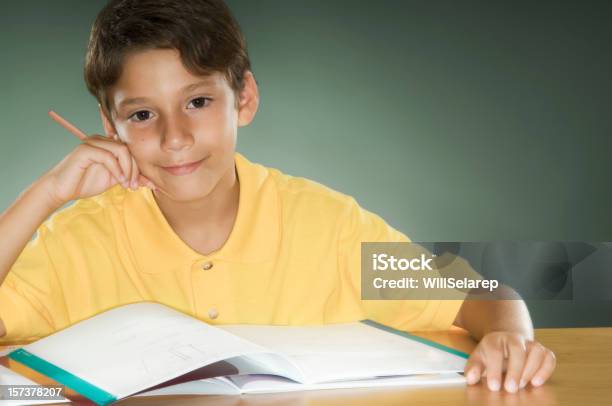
[103,48,258,202]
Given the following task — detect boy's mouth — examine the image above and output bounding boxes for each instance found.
[161,158,205,176]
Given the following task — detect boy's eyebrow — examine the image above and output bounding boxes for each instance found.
[117,79,217,109]
[181,79,216,93]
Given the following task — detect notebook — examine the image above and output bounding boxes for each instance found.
[1,302,468,405]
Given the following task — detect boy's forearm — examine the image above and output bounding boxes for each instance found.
[0,176,61,285]
[454,285,534,341]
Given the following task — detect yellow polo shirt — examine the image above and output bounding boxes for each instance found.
[0,153,463,343]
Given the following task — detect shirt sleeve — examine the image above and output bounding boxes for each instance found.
[337,197,465,332]
[0,223,68,343]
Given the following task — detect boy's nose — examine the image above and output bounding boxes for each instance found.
[160,116,194,152]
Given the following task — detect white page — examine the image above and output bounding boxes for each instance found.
[131,353,305,398]
[220,322,467,384]
[227,352,304,382]
[17,302,279,400]
[134,377,240,396]
[229,372,465,394]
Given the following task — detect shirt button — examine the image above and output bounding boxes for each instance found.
[201,261,213,271]
[208,307,219,320]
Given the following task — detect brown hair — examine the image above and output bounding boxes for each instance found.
[84,0,251,116]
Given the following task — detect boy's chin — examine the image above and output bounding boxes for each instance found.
[154,180,218,202]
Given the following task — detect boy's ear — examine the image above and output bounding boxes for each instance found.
[237,70,259,127]
[98,104,118,140]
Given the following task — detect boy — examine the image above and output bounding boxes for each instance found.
[0,0,555,394]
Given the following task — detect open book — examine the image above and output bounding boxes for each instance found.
[2,302,468,405]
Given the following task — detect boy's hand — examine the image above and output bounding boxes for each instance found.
[41,134,156,207]
[464,331,556,392]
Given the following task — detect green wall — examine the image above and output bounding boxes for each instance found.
[1,0,610,327]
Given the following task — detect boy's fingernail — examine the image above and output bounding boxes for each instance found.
[505,379,517,393]
[519,378,526,389]
[466,370,478,384]
[531,376,543,386]
[131,180,137,189]
[488,379,500,391]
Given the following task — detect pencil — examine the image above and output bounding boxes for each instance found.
[48,110,88,141]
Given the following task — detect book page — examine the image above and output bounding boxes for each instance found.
[134,377,240,396]
[229,372,465,394]
[220,322,467,384]
[15,302,278,400]
[224,353,304,382]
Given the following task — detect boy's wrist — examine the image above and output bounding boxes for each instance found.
[476,311,534,341]
[33,175,66,213]
[482,328,534,342]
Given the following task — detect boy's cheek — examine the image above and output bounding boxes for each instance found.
[127,139,160,160]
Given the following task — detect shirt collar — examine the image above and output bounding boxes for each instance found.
[123,152,281,273]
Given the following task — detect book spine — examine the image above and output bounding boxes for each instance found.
[8,348,117,405]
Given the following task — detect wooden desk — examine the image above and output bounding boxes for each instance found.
[3,328,611,405]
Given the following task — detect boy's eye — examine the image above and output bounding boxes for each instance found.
[126,98,209,122]
[187,97,211,109]
[129,110,153,122]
